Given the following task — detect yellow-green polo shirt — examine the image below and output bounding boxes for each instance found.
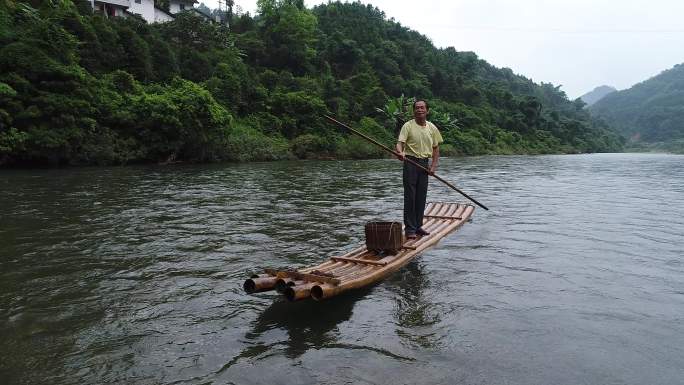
[397,119,443,158]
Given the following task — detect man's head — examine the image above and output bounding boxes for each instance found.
[413,100,429,121]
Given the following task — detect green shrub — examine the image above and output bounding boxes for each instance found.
[291,133,336,159]
[225,121,292,161]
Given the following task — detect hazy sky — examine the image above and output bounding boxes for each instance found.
[203,0,684,98]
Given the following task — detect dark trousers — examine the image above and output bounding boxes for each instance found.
[403,156,429,235]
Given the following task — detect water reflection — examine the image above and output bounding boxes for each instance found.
[243,289,371,359]
[384,260,442,349]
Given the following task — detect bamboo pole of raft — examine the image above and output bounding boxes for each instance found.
[267,246,368,292]
[323,115,489,211]
[243,275,278,293]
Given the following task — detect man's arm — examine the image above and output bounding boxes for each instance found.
[429,145,439,174]
[396,141,405,161]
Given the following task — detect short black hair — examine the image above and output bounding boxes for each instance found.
[413,99,429,110]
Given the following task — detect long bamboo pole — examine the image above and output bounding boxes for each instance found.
[323,114,489,211]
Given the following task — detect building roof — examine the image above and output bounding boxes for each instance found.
[191,8,212,19]
[95,0,130,7]
[154,6,175,19]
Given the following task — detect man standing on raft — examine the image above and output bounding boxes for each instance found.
[396,100,444,240]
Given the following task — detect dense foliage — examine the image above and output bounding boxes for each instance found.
[0,0,624,166]
[590,64,684,153]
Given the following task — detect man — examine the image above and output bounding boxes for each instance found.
[395,100,443,239]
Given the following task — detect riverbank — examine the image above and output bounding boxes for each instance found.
[1,145,631,169]
[625,140,684,154]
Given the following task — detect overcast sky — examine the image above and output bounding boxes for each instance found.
[202,0,684,98]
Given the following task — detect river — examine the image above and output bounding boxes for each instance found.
[1,153,683,384]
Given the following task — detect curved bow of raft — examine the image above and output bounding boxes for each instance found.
[244,202,475,301]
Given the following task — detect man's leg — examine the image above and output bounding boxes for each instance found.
[415,160,429,233]
[403,161,418,235]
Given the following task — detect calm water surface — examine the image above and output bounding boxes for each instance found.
[1,153,683,384]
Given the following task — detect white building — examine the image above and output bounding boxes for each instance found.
[92,0,130,18]
[154,6,175,23]
[127,0,155,22]
[91,0,200,24]
[168,0,198,15]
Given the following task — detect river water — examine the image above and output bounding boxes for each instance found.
[1,153,683,384]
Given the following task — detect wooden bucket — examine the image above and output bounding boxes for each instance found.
[364,222,403,254]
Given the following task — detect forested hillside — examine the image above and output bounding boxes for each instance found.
[580,85,616,106]
[591,63,684,153]
[0,0,624,166]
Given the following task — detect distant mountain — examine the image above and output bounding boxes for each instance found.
[580,85,616,106]
[590,64,684,146]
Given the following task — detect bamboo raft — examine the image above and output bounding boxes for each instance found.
[243,202,475,301]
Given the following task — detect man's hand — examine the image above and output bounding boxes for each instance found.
[430,146,440,176]
[395,142,406,161]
